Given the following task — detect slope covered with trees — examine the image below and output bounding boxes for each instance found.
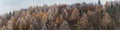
[0,1,120,30]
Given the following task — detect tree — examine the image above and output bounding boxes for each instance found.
[98,0,101,5]
[69,8,80,20]
[77,13,90,30]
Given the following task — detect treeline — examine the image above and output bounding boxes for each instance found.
[0,1,120,30]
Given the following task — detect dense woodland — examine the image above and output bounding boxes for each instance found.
[0,1,120,30]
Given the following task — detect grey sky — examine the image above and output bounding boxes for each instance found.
[0,0,112,15]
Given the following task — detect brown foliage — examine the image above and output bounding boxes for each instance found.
[0,1,120,30]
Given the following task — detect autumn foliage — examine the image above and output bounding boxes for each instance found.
[0,1,120,30]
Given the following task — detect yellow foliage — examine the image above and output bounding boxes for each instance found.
[55,15,63,24]
[55,17,60,26]
[96,5,102,11]
[105,1,110,8]
[39,12,47,20]
[69,8,79,20]
[32,13,36,17]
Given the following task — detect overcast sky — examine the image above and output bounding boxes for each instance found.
[0,0,112,15]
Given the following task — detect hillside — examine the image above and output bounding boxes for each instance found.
[0,2,120,30]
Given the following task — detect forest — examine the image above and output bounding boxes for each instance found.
[0,1,120,30]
